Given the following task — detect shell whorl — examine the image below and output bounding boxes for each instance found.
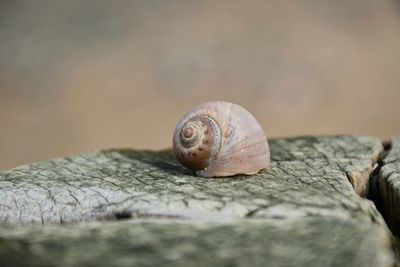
[173,115,221,171]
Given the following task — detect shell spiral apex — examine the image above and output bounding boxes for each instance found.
[172,101,270,177]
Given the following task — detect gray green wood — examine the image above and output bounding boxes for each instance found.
[0,136,398,267]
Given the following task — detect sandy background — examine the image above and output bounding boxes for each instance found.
[1,1,400,170]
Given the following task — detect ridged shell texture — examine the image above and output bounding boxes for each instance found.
[173,101,270,177]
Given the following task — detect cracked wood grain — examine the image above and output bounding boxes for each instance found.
[379,137,400,237]
[0,136,397,267]
[0,136,384,224]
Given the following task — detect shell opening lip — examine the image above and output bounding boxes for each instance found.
[200,115,222,169]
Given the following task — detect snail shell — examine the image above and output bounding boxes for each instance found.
[172,101,270,177]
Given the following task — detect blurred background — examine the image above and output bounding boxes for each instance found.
[1,1,400,170]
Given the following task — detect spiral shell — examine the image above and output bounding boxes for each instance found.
[172,101,270,177]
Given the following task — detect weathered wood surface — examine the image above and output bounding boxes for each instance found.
[0,136,397,267]
[379,137,400,237]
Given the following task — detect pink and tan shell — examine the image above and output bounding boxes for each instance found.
[172,101,270,177]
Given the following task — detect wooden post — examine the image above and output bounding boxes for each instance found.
[0,136,398,267]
